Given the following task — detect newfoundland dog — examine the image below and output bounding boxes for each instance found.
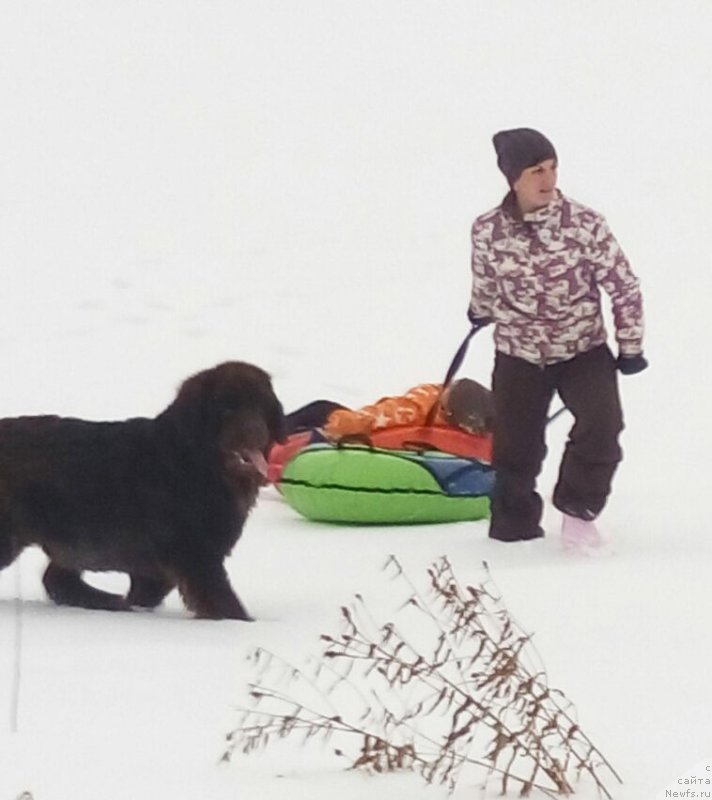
[0,361,285,620]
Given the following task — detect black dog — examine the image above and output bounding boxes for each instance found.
[0,362,285,620]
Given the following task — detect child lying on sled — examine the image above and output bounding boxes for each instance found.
[284,379,494,440]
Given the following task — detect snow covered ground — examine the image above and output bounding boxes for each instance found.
[1,1,711,798]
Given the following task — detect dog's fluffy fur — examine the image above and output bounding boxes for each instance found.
[0,362,285,620]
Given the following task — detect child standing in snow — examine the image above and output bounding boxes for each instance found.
[468,128,646,545]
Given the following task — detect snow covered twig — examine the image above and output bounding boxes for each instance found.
[224,556,621,798]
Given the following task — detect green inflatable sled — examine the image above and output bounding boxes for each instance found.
[279,443,493,525]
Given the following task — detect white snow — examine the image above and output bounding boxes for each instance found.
[1,1,711,798]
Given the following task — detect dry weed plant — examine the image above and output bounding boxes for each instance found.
[224,556,621,798]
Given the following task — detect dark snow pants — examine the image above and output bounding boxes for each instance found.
[489,344,624,541]
[285,400,347,435]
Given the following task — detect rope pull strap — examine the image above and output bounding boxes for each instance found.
[424,325,483,428]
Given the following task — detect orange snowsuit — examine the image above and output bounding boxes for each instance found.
[323,383,447,440]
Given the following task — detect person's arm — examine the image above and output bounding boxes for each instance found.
[468,219,497,325]
[323,385,442,440]
[590,218,646,370]
[323,409,375,440]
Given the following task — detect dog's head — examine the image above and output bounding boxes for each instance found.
[165,361,286,484]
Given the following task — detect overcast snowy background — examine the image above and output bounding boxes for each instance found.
[1,2,711,799]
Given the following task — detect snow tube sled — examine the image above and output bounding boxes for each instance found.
[267,429,327,484]
[279,443,493,525]
[369,425,492,463]
[268,425,492,484]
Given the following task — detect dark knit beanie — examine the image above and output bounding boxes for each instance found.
[492,128,557,185]
[443,378,495,434]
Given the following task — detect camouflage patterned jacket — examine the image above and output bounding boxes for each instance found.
[469,190,644,365]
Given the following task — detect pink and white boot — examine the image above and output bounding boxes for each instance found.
[560,513,605,554]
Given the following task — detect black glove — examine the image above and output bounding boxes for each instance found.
[617,352,648,375]
[467,308,492,330]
